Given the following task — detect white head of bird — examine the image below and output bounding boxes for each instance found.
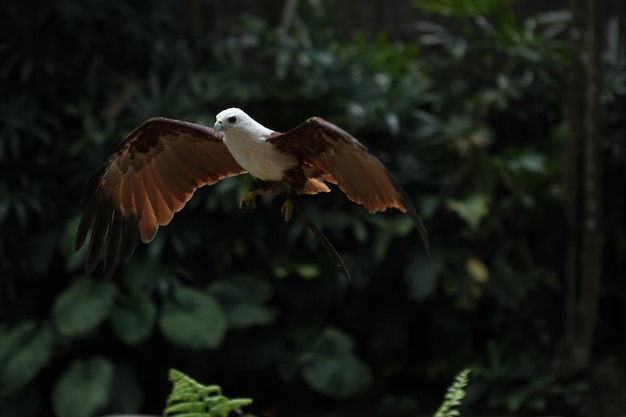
[214,108,273,139]
[213,108,297,181]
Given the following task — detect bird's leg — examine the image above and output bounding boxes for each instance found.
[281,196,294,222]
[240,181,283,213]
[239,189,264,212]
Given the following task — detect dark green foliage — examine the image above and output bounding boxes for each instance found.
[52,278,117,337]
[0,321,56,398]
[159,286,227,349]
[299,328,373,399]
[52,357,114,417]
[1,1,624,417]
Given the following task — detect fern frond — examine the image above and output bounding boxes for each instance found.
[433,368,471,417]
[164,369,253,417]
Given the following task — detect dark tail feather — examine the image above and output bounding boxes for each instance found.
[388,172,430,257]
[293,197,351,280]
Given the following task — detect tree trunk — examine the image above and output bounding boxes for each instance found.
[563,0,605,368]
[563,0,583,357]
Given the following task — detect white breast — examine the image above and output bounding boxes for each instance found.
[224,131,297,181]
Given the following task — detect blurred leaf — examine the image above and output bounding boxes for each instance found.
[505,152,546,173]
[0,321,56,397]
[226,304,278,329]
[120,255,167,293]
[209,275,273,304]
[466,256,489,284]
[445,194,490,229]
[110,292,157,345]
[308,327,355,356]
[299,328,372,399]
[52,357,113,417]
[159,285,228,349]
[52,278,116,338]
[209,275,278,329]
[301,353,372,399]
[295,263,323,279]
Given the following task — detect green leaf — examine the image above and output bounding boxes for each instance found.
[308,328,355,356]
[110,292,157,345]
[52,278,116,338]
[506,152,546,173]
[299,328,372,399]
[0,321,56,397]
[52,357,113,417]
[226,304,278,329]
[209,276,277,329]
[445,194,490,230]
[159,286,228,349]
[121,254,167,293]
[209,275,273,304]
[301,354,372,399]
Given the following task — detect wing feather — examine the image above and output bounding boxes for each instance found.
[75,187,101,251]
[76,117,246,278]
[146,155,189,205]
[268,117,429,254]
[123,215,139,262]
[104,211,124,279]
[86,200,113,274]
[119,171,137,218]
[142,166,171,226]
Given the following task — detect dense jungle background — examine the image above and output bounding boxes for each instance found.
[1,0,625,416]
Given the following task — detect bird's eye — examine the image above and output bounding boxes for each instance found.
[228,116,237,123]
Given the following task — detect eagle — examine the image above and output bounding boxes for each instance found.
[75,108,429,279]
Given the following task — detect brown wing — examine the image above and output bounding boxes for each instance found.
[267,117,429,254]
[75,117,247,278]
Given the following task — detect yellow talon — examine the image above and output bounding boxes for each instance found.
[281,198,294,222]
[239,191,260,211]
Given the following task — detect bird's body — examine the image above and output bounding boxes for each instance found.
[75,107,428,278]
[218,109,297,182]
[226,133,293,181]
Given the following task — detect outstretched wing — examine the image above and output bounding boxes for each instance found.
[267,117,429,254]
[75,117,247,278]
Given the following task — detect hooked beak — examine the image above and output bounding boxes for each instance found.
[214,118,224,132]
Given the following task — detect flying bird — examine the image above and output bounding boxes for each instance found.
[75,108,429,279]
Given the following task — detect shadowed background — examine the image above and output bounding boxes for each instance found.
[1,0,625,416]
